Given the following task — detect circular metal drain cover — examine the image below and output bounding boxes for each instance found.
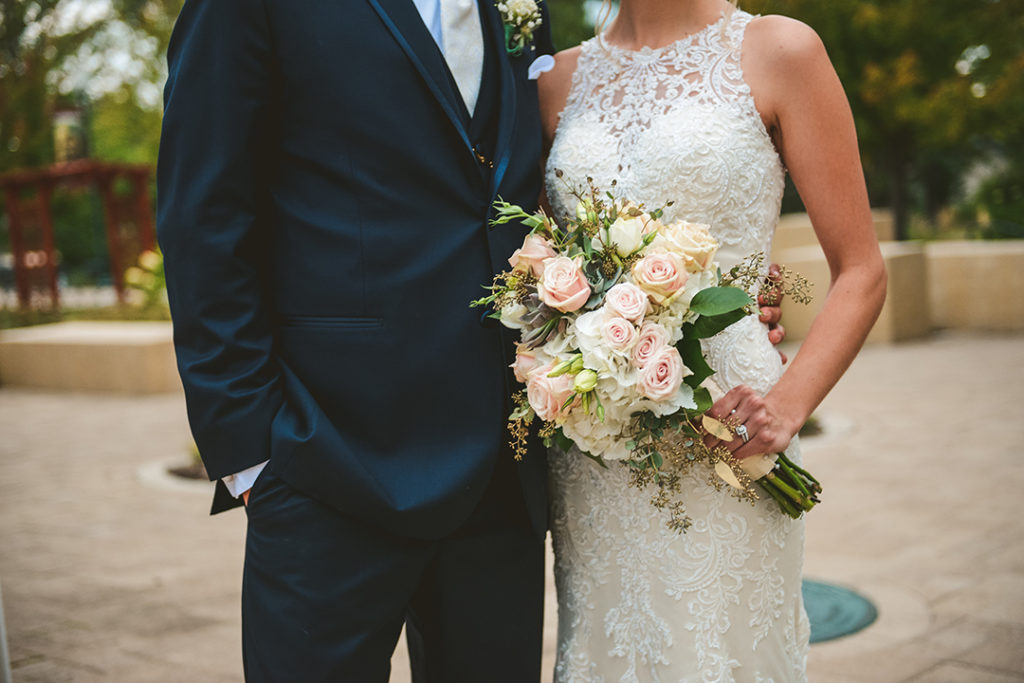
[802,579,878,643]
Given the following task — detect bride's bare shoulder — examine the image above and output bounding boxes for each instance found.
[743,15,830,76]
[742,15,837,129]
[538,46,583,139]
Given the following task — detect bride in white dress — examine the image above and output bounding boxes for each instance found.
[537,1,887,680]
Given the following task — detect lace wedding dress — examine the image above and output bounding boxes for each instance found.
[545,10,810,682]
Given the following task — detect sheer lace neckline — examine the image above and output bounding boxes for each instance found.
[597,11,728,57]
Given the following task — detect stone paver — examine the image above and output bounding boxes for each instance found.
[1,331,1022,682]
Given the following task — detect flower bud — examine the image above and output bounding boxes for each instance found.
[573,369,598,393]
[570,355,585,374]
[575,200,590,222]
[547,357,575,378]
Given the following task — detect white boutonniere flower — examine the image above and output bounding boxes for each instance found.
[495,0,542,56]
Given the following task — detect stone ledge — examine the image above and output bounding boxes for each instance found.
[772,210,895,256]
[0,321,180,394]
[926,240,1024,331]
[773,241,931,344]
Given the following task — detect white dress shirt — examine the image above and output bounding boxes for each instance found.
[222,0,485,499]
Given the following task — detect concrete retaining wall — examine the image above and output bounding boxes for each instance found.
[925,240,1024,331]
[773,241,931,344]
[771,211,1024,342]
[0,321,180,394]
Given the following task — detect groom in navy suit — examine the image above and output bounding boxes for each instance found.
[157,0,553,680]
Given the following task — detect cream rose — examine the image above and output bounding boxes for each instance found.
[527,364,575,421]
[631,322,670,368]
[600,316,637,351]
[538,256,591,312]
[638,346,688,401]
[508,233,557,277]
[604,282,649,322]
[653,221,719,272]
[606,215,647,257]
[632,252,688,305]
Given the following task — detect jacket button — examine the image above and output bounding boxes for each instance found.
[474,145,494,169]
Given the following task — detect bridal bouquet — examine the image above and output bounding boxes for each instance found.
[473,177,819,531]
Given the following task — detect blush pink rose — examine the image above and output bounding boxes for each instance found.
[538,256,591,313]
[632,253,689,305]
[638,346,686,401]
[508,234,558,277]
[600,316,637,350]
[604,282,649,322]
[632,322,670,368]
[527,364,576,421]
[510,346,540,383]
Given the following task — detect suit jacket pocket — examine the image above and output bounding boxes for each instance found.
[278,314,383,330]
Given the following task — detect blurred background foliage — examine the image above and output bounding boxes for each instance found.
[742,0,1024,240]
[0,0,180,284]
[0,0,1021,287]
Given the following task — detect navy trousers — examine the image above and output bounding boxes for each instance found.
[241,451,545,682]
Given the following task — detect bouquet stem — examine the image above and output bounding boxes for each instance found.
[756,453,821,519]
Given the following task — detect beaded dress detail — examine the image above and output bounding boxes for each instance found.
[545,11,810,682]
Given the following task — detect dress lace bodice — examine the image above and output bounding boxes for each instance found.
[546,11,785,275]
[545,11,810,682]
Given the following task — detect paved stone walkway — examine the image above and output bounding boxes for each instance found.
[1,331,1022,682]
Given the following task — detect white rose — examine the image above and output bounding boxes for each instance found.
[499,301,529,329]
[607,215,647,257]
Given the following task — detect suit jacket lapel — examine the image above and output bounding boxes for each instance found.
[479,0,518,199]
[367,0,474,156]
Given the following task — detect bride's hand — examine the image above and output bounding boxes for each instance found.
[759,263,787,364]
[703,384,800,460]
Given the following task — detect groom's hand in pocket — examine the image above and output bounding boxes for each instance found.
[759,263,787,364]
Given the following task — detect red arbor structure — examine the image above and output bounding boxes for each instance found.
[0,160,155,309]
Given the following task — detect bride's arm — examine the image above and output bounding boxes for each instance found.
[536,46,583,216]
[711,16,887,459]
[537,47,581,153]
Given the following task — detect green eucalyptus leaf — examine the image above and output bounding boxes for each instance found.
[691,308,747,338]
[692,386,714,413]
[690,286,753,316]
[554,429,575,453]
[677,330,715,388]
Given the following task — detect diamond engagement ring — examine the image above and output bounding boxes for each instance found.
[735,424,750,443]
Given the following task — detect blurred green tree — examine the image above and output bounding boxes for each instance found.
[0,0,181,272]
[548,0,594,52]
[743,0,1024,239]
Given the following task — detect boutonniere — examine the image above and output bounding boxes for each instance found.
[495,0,542,56]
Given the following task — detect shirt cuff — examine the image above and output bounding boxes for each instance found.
[221,461,268,498]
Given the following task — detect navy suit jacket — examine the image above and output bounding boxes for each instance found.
[157,0,553,540]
